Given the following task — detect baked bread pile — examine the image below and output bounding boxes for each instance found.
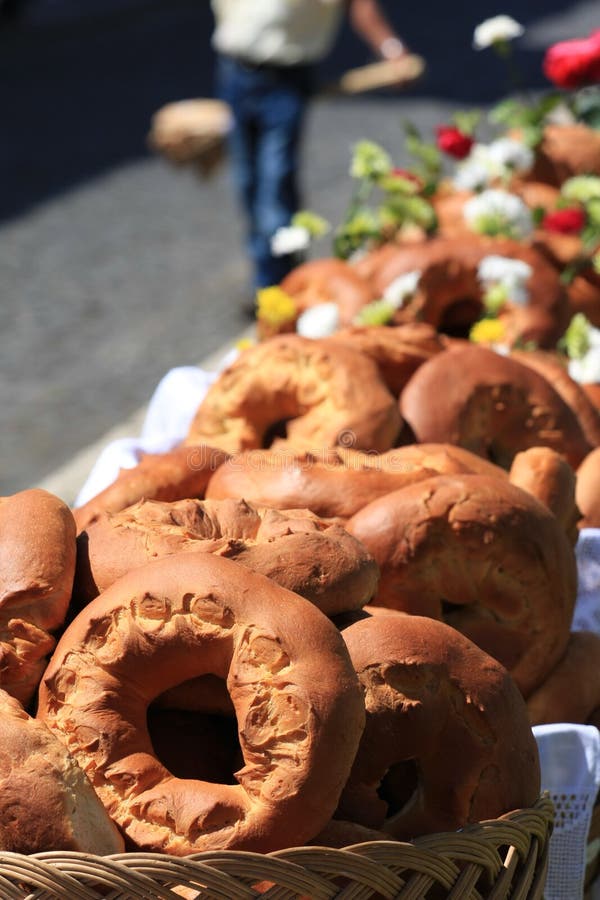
[2,355,597,858]
[2,123,599,863]
[0,448,556,857]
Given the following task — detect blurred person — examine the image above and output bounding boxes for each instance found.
[211,0,416,307]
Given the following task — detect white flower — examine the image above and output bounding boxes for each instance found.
[382,270,421,309]
[473,15,524,50]
[478,255,533,285]
[478,255,533,307]
[453,139,532,190]
[270,225,311,257]
[568,324,600,383]
[453,159,492,191]
[296,302,340,338]
[486,138,533,174]
[463,189,533,238]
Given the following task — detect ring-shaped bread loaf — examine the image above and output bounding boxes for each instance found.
[526,631,600,727]
[74,497,379,615]
[73,445,229,534]
[205,444,506,519]
[400,344,592,469]
[511,349,600,449]
[335,615,541,839]
[279,258,377,327]
[528,123,600,186]
[37,552,365,855]
[355,236,570,347]
[328,323,445,395]
[346,473,577,696]
[184,335,401,454]
[0,489,76,705]
[509,447,580,544]
[576,447,600,528]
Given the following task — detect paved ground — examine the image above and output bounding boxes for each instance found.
[1,0,597,500]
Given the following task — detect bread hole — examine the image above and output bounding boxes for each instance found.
[438,298,482,338]
[440,598,466,623]
[377,759,419,817]
[262,418,293,447]
[147,705,242,784]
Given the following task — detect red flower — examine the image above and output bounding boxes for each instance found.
[542,207,586,235]
[435,126,474,160]
[543,30,600,89]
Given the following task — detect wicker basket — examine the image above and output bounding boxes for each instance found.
[0,796,553,899]
[586,801,600,896]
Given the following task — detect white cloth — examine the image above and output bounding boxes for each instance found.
[211,0,344,65]
[574,529,600,635]
[74,366,218,508]
[533,725,600,900]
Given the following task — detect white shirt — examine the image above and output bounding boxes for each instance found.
[211,0,345,66]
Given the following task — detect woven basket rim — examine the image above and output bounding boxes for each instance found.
[0,795,555,899]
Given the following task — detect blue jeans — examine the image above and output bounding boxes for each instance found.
[216,54,314,291]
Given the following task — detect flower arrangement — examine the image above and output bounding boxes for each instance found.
[254,16,600,360]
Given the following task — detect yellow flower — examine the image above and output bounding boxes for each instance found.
[469,317,507,345]
[255,286,297,326]
[235,337,255,352]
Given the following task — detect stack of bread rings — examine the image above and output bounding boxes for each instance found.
[2,118,600,873]
[3,361,598,861]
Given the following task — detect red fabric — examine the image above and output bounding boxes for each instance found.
[542,207,586,234]
[435,126,474,160]
[543,30,600,89]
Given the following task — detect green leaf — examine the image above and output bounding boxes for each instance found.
[560,312,591,359]
[350,140,392,181]
[531,205,545,227]
[354,299,396,326]
[452,109,482,136]
[520,124,544,148]
[489,98,521,126]
[292,210,330,237]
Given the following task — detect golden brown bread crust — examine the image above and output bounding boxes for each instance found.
[509,447,580,544]
[346,473,577,696]
[512,180,561,212]
[309,819,391,847]
[526,632,600,727]
[576,447,600,528]
[205,444,506,520]
[0,489,76,705]
[567,270,600,328]
[73,444,229,534]
[511,349,600,449]
[184,335,402,454]
[428,188,474,239]
[0,689,124,854]
[529,231,600,328]
[355,236,570,348]
[337,615,541,839]
[328,322,445,394]
[279,257,377,327]
[75,497,379,615]
[400,344,592,469]
[583,382,600,411]
[528,124,600,186]
[38,552,366,855]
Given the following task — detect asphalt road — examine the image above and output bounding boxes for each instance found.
[1,0,597,498]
